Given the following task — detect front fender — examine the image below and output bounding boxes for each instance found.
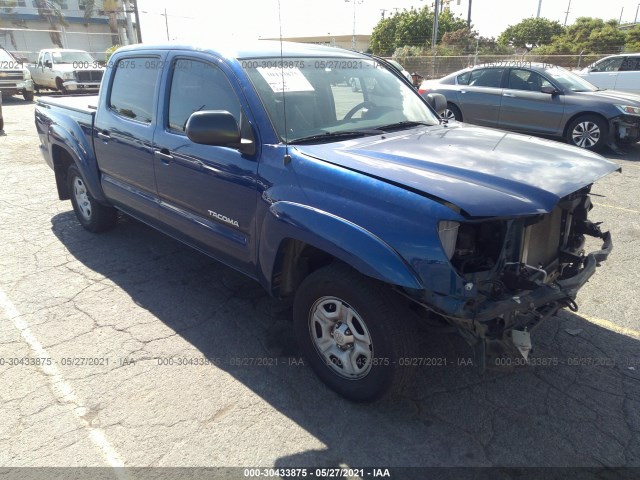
[259,201,423,292]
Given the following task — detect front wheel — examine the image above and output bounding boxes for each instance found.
[67,165,118,232]
[23,91,34,102]
[293,263,417,402]
[566,115,608,150]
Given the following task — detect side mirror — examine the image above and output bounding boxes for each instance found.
[541,85,559,95]
[44,60,52,68]
[185,110,255,155]
[425,93,447,116]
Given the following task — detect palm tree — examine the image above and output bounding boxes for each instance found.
[103,0,121,46]
[33,0,67,48]
[0,0,20,50]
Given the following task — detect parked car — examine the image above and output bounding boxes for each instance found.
[419,62,640,150]
[576,53,640,95]
[27,49,105,94]
[36,42,618,401]
[0,47,35,101]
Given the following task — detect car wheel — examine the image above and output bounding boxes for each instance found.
[293,263,417,402]
[23,91,34,102]
[566,115,608,150]
[67,165,118,232]
[55,78,67,95]
[441,103,462,121]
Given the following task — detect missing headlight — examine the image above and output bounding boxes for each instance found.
[446,221,507,274]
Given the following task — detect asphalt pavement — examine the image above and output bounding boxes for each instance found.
[0,95,639,478]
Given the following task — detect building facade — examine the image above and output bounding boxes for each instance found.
[0,0,134,61]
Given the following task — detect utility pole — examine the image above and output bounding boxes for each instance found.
[162,8,169,41]
[432,0,440,50]
[132,0,142,42]
[619,7,624,24]
[467,0,472,27]
[380,8,387,19]
[123,0,135,45]
[344,0,362,51]
[536,0,542,17]
[563,0,571,26]
[635,3,639,23]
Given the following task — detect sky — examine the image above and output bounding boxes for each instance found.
[135,0,640,45]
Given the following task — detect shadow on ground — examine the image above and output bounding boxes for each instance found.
[50,211,640,470]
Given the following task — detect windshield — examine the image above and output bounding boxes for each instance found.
[241,56,439,142]
[544,66,598,92]
[0,49,19,65]
[51,51,96,64]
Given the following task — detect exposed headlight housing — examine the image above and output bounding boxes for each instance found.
[62,71,75,80]
[438,221,459,259]
[22,68,31,80]
[615,105,640,116]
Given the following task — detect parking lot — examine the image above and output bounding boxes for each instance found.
[1,94,639,474]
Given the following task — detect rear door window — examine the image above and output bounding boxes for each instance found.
[468,68,505,88]
[591,57,625,72]
[108,57,160,124]
[620,57,640,71]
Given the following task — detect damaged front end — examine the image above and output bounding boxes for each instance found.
[414,186,613,371]
[612,112,640,145]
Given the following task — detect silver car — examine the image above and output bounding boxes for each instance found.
[419,62,640,150]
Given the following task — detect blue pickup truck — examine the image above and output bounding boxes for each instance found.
[36,42,619,401]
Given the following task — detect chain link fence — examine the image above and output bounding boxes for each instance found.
[394,54,614,80]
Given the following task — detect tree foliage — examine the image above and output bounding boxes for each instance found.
[533,17,627,54]
[497,17,565,52]
[626,24,640,52]
[33,0,67,48]
[369,6,467,55]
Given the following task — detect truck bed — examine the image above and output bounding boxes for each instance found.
[36,95,99,114]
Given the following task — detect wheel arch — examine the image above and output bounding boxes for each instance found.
[562,111,609,138]
[259,201,423,297]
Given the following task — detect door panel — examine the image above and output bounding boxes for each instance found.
[614,56,640,94]
[94,54,165,221]
[498,69,565,135]
[153,56,258,274]
[456,68,505,127]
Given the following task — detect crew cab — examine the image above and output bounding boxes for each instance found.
[0,47,34,101]
[35,42,619,401]
[28,49,104,94]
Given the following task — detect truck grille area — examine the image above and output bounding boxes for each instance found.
[75,70,103,83]
[0,71,24,81]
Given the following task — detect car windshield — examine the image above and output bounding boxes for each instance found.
[0,49,17,64]
[241,56,439,143]
[544,67,598,92]
[51,51,96,64]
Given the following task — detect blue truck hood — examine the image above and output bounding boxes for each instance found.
[294,123,620,217]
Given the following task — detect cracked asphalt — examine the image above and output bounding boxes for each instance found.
[1,95,639,473]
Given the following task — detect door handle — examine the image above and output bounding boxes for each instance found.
[97,131,110,141]
[154,149,174,164]
[503,93,516,97]
[460,89,467,94]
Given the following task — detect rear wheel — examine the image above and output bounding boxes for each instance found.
[566,115,608,150]
[441,103,462,121]
[293,263,417,402]
[67,165,117,232]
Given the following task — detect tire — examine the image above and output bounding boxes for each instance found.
[293,263,417,402]
[55,78,67,95]
[566,114,608,150]
[23,91,34,102]
[441,103,462,121]
[67,165,118,232]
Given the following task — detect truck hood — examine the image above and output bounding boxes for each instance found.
[294,123,620,217]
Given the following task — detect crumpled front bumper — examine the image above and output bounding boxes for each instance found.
[419,230,613,325]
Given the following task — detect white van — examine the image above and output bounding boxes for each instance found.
[577,53,640,95]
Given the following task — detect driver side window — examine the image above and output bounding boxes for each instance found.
[591,57,624,72]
